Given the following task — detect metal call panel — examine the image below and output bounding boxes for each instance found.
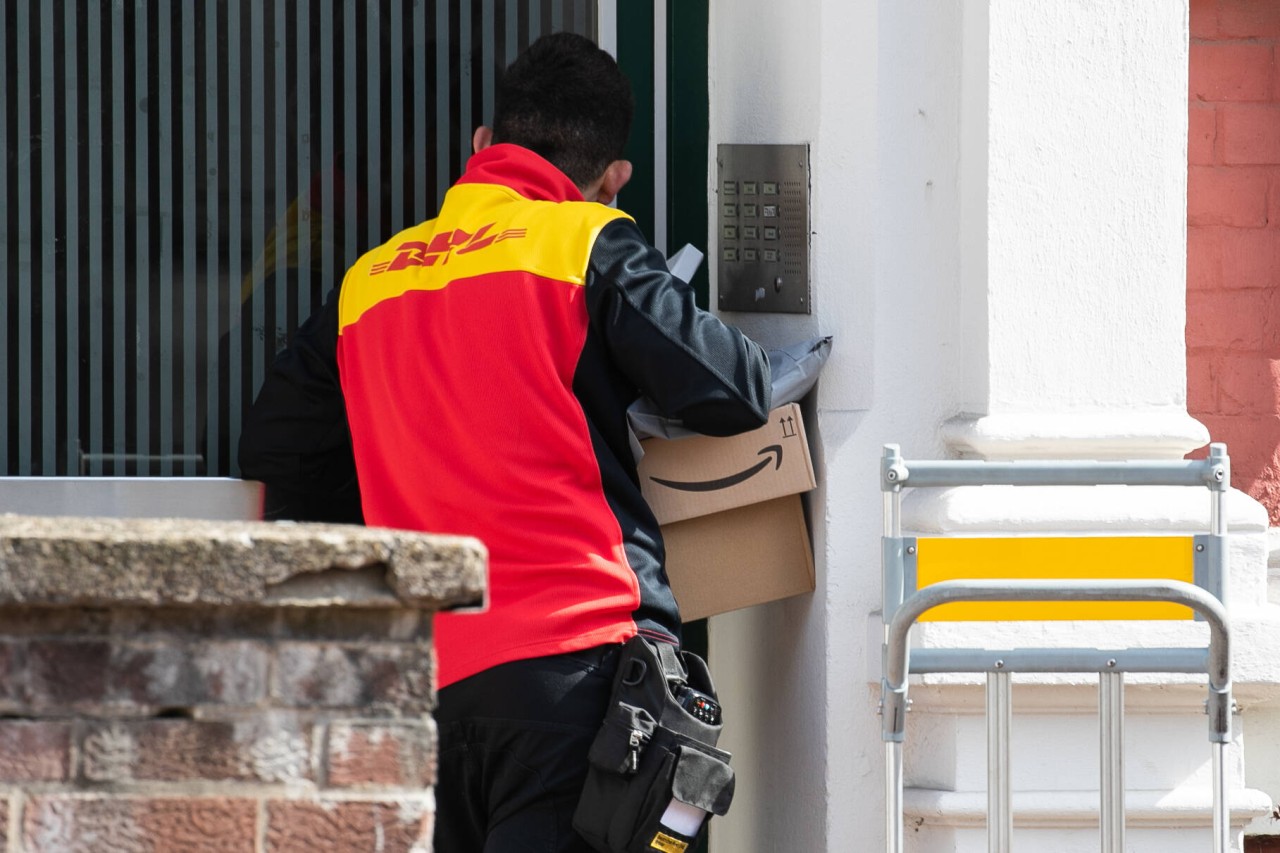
[715,144,811,314]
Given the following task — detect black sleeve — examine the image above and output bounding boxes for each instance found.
[585,218,772,436]
[237,286,364,524]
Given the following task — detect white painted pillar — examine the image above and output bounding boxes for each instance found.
[950,0,1206,460]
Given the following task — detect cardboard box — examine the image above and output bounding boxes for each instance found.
[637,403,816,620]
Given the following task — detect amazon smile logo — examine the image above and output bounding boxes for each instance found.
[648,445,783,493]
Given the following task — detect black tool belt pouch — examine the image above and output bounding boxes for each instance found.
[573,636,735,853]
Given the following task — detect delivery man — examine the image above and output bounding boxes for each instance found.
[241,32,770,851]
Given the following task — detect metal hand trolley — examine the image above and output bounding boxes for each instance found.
[878,444,1234,853]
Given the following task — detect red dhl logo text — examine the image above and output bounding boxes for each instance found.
[370,223,527,274]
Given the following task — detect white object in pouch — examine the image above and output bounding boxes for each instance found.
[659,798,707,837]
[665,244,705,284]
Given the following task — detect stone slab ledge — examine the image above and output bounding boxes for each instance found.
[0,515,487,611]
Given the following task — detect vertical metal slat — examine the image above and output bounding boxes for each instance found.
[225,0,243,476]
[86,0,104,475]
[181,0,198,475]
[46,1,73,471]
[1099,671,1125,853]
[987,671,1012,853]
[40,0,59,474]
[343,2,358,264]
[319,1,335,310]
[389,0,405,233]
[295,1,313,322]
[111,0,127,468]
[366,2,382,249]
[412,0,427,219]
[458,0,473,170]
[274,0,289,372]
[249,0,266,402]
[134,0,151,475]
[481,0,496,127]
[62,3,81,475]
[652,0,667,254]
[413,0,428,218]
[597,0,615,57]
[204,0,222,476]
[528,0,541,41]
[504,0,518,64]
[437,0,452,205]
[16,1,33,475]
[157,1,175,476]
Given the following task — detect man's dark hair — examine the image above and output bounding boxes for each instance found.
[492,32,634,189]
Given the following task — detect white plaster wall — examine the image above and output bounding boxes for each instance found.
[983,2,1191,415]
[706,3,844,849]
[708,1,968,850]
[703,1,1270,852]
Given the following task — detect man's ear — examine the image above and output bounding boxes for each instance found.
[472,126,494,154]
[594,160,633,205]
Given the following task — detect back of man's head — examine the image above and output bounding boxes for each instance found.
[492,32,634,190]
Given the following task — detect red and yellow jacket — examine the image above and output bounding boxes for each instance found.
[252,144,770,687]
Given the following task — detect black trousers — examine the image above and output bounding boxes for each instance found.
[433,644,621,853]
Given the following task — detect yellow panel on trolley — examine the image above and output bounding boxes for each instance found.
[914,536,1197,622]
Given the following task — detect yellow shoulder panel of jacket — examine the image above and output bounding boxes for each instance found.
[337,182,633,333]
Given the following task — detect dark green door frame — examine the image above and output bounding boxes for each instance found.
[664,0,711,310]
[616,0,710,310]
[616,2,656,245]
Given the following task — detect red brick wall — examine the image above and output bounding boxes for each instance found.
[1188,0,1280,523]
[0,606,437,852]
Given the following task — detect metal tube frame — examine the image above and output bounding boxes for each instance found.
[886,741,903,853]
[881,580,1232,853]
[879,444,1233,853]
[1213,741,1229,853]
[880,444,1230,492]
[881,579,1232,740]
[1100,671,1125,853]
[987,672,1012,853]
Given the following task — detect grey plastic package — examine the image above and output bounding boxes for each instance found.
[626,336,832,459]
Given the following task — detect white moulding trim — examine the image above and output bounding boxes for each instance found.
[903,786,1274,828]
[941,412,1212,461]
[1245,813,1280,839]
[900,485,1268,534]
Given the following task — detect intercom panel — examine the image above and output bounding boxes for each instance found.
[715,144,811,314]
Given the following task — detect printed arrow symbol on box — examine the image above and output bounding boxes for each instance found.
[648,445,783,493]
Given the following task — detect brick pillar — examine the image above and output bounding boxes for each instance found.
[0,516,485,852]
[1188,0,1280,523]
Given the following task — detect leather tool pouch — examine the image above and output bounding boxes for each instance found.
[573,636,735,853]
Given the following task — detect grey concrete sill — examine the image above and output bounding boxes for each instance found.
[0,515,487,611]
